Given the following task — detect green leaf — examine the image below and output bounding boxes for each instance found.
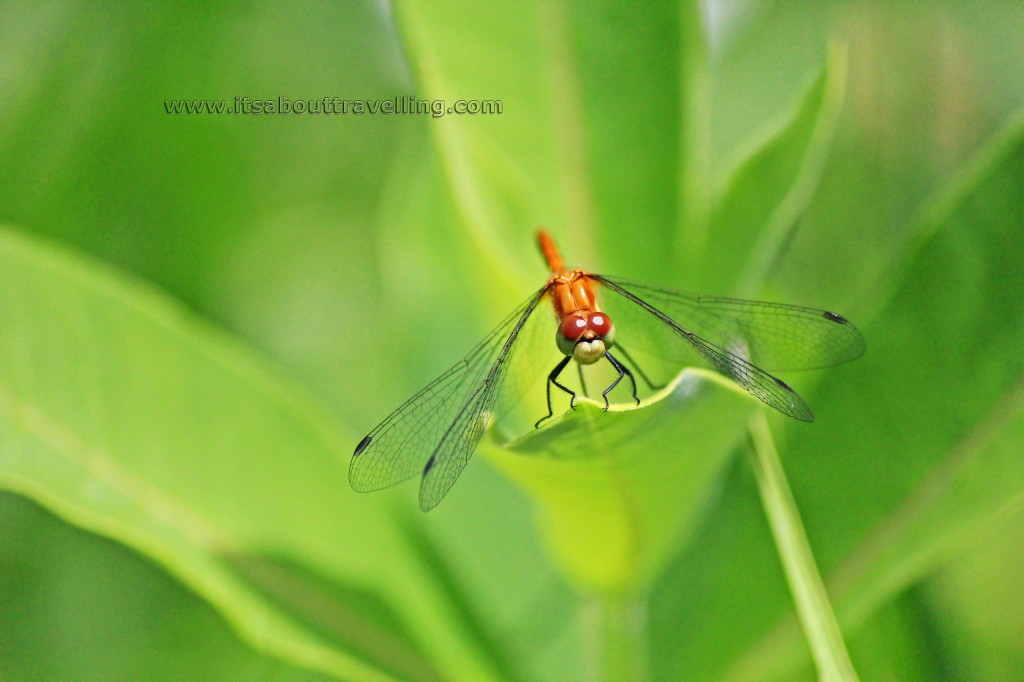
[0,227,504,682]
[700,44,846,295]
[392,0,707,282]
[484,370,754,594]
[715,110,1024,681]
[0,491,332,682]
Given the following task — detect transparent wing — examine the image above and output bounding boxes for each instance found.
[591,275,864,421]
[350,285,551,510]
[592,276,865,371]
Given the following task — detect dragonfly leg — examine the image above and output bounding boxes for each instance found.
[577,362,588,397]
[535,355,575,428]
[613,343,663,391]
[602,351,641,410]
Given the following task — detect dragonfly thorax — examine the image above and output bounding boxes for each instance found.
[556,311,616,365]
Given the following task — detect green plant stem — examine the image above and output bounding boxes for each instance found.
[748,412,859,682]
[585,593,650,682]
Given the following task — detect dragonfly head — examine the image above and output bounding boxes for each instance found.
[556,311,616,365]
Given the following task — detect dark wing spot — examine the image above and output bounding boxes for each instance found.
[423,454,436,476]
[823,311,848,324]
[354,435,372,457]
[774,377,792,390]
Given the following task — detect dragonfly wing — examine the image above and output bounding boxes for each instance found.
[591,275,865,371]
[350,360,482,493]
[417,288,551,511]
[350,286,549,509]
[591,275,816,421]
[682,330,814,421]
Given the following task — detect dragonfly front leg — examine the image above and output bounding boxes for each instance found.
[535,355,575,428]
[602,351,641,410]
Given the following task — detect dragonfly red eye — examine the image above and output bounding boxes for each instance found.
[588,313,613,337]
[556,314,589,356]
[559,314,588,341]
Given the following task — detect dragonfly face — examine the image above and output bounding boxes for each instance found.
[555,311,617,364]
[350,230,866,511]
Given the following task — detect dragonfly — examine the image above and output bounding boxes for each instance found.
[351,231,865,511]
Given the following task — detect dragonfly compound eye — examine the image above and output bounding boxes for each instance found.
[556,314,588,356]
[587,313,616,348]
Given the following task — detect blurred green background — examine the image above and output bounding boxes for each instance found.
[1,1,1023,680]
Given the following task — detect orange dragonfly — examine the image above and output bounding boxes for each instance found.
[351,231,865,511]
